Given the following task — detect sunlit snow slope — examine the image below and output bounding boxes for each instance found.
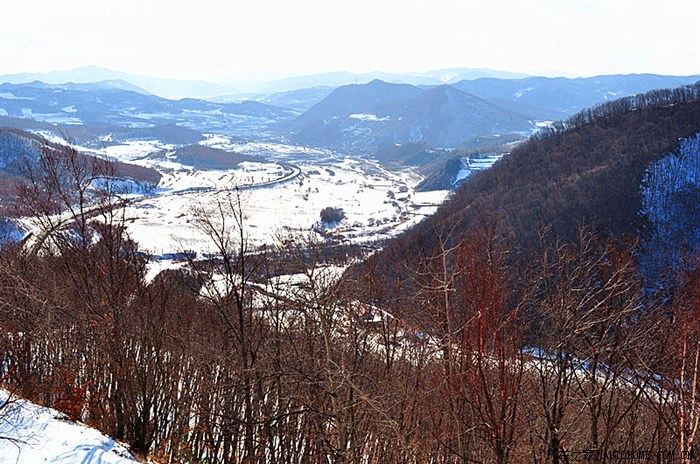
[0,390,137,464]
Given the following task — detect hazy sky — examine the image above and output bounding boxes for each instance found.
[1,0,699,80]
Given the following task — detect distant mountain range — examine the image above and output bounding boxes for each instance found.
[1,65,531,99]
[4,66,696,116]
[0,80,296,138]
[255,87,337,112]
[244,67,532,94]
[0,66,233,99]
[2,70,698,175]
[452,73,700,120]
[283,73,700,153]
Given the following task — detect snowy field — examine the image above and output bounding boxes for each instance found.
[0,390,137,464]
[69,135,451,257]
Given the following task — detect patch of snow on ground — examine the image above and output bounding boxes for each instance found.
[453,155,503,187]
[0,389,137,464]
[144,259,186,283]
[29,113,82,125]
[0,92,33,100]
[348,114,389,122]
[99,140,173,162]
[453,158,471,185]
[28,130,68,145]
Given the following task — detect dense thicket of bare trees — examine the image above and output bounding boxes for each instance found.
[0,141,698,463]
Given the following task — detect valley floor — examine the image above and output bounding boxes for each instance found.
[53,134,451,257]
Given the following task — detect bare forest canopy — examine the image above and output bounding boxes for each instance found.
[0,84,699,463]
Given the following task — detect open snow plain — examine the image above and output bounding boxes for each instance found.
[90,135,449,257]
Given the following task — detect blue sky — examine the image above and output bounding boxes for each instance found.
[1,0,699,79]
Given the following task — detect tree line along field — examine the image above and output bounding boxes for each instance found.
[0,85,699,463]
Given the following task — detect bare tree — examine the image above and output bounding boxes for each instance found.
[660,264,700,463]
[524,229,648,463]
[187,188,273,462]
[454,228,525,464]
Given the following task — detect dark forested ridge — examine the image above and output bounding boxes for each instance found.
[149,144,261,170]
[0,127,161,214]
[0,127,162,184]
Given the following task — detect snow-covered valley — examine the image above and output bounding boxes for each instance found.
[58,134,450,257]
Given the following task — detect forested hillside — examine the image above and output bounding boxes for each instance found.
[359,83,700,300]
[0,127,161,214]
